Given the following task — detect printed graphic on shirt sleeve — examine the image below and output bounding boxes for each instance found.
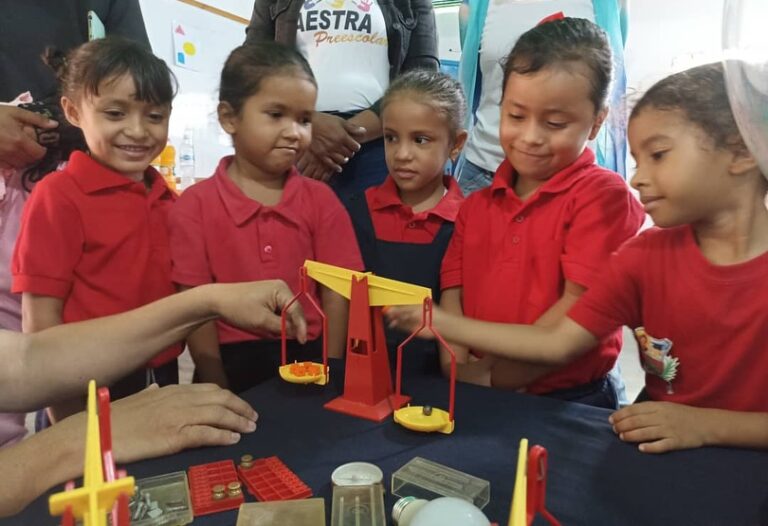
[634,327,678,394]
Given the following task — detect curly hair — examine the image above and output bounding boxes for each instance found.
[630,62,746,154]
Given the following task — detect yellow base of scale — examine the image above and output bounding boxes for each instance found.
[394,405,454,434]
[278,363,329,385]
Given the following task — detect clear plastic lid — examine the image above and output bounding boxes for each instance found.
[391,457,490,510]
[236,498,326,525]
[331,483,386,526]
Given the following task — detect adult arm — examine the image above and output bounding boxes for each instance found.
[21,294,83,421]
[0,280,306,412]
[0,382,258,517]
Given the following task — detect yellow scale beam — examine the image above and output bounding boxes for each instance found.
[304,260,431,306]
[49,380,135,526]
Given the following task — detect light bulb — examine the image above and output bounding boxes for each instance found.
[393,496,490,526]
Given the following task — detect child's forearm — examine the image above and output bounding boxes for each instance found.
[433,310,596,366]
[612,401,768,453]
[322,288,348,358]
[21,293,63,333]
[438,288,492,386]
[701,408,768,449]
[438,288,470,374]
[187,320,228,387]
[490,282,585,389]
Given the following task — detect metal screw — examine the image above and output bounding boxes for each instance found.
[422,405,433,416]
[132,501,148,520]
[147,507,163,519]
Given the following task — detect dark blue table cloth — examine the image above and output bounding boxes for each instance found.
[8,363,768,525]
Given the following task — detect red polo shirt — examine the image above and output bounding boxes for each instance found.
[365,176,464,243]
[441,149,644,394]
[569,226,768,411]
[169,156,363,344]
[12,151,179,367]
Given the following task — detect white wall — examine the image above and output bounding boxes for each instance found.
[139,1,465,178]
[431,0,727,103]
[137,0,727,179]
[139,0,252,178]
[435,6,461,62]
[624,0,725,98]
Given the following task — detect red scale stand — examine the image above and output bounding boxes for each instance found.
[323,274,410,421]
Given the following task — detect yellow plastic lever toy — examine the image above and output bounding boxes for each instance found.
[49,380,135,526]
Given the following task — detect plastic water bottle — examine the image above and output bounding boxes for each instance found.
[178,128,195,190]
[151,143,177,192]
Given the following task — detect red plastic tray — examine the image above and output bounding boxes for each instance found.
[188,460,244,516]
[238,456,312,501]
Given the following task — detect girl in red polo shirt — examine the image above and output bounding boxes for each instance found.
[12,38,180,422]
[169,42,362,393]
[389,62,768,454]
[393,18,645,408]
[344,70,467,377]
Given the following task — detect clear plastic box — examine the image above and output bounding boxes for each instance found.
[391,457,490,509]
[124,471,193,526]
[236,498,326,525]
[331,483,386,526]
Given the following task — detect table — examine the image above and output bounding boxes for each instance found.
[9,363,768,525]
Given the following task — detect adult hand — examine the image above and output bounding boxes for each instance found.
[208,280,307,344]
[296,150,335,182]
[0,105,58,169]
[111,384,258,463]
[610,401,710,454]
[308,112,365,173]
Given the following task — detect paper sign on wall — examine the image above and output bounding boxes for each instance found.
[173,21,202,70]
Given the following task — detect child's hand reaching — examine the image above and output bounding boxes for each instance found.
[610,401,711,453]
[385,304,447,338]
